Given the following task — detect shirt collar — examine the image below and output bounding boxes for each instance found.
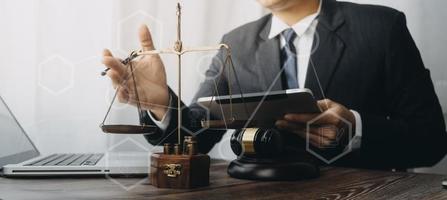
[268,0,322,39]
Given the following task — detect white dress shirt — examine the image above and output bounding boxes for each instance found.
[150,0,362,149]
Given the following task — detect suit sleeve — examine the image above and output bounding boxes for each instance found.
[355,12,447,169]
[143,37,229,154]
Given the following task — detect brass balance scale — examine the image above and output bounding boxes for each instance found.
[99,2,249,189]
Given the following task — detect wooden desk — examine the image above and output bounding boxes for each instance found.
[1,161,446,200]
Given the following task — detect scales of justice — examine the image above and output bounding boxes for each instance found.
[100,3,244,136]
[99,2,249,189]
[99,3,319,188]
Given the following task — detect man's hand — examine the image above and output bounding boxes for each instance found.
[102,25,169,120]
[276,99,356,149]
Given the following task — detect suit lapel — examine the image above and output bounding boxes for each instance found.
[305,25,345,99]
[305,0,346,99]
[256,38,282,91]
[256,16,283,91]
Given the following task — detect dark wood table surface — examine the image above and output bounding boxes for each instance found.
[1,161,447,200]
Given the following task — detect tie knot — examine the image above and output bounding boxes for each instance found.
[282,28,297,43]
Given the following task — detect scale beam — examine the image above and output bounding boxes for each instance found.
[100,2,243,143]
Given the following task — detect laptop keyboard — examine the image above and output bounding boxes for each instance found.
[26,154,104,166]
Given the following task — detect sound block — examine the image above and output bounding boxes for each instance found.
[150,153,210,189]
[227,156,319,181]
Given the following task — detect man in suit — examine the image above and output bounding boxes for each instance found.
[102,0,447,169]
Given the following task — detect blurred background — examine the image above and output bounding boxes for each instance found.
[0,0,446,174]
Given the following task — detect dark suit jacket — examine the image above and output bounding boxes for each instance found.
[143,0,447,170]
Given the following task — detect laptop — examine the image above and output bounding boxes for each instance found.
[0,95,150,177]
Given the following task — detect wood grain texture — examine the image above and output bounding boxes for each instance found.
[1,160,446,200]
[150,153,210,189]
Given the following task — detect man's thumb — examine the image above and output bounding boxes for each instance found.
[139,25,155,51]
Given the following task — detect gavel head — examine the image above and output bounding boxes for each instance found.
[230,128,284,158]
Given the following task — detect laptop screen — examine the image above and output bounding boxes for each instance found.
[0,96,39,168]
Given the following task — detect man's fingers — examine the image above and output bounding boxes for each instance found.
[308,126,339,140]
[103,49,113,57]
[283,113,320,123]
[276,120,336,149]
[277,120,338,140]
[283,99,338,124]
[107,68,126,87]
[276,120,305,130]
[294,128,325,148]
[317,99,334,111]
[284,112,339,125]
[103,56,127,77]
[139,25,155,51]
[102,49,127,77]
[276,120,319,143]
[117,88,129,104]
[303,129,333,148]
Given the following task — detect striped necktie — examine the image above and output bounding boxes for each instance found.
[280,28,298,89]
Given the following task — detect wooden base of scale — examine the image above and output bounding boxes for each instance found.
[150,153,210,189]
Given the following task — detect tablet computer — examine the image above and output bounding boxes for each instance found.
[197,88,321,128]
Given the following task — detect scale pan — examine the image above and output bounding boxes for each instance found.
[101,124,157,134]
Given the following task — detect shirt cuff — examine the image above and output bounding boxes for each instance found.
[349,110,362,150]
[147,96,172,132]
